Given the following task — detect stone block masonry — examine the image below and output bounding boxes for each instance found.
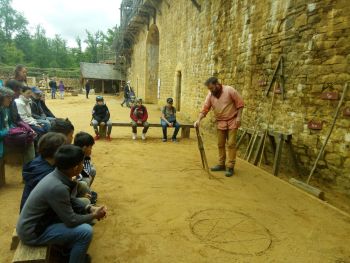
[125,0,350,195]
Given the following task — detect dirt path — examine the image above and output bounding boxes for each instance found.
[1,94,350,263]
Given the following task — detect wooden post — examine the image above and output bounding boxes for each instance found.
[181,127,190,138]
[273,134,284,176]
[102,80,105,94]
[99,125,107,138]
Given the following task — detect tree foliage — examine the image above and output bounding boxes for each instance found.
[0,0,117,68]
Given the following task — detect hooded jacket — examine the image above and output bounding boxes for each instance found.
[92,103,110,123]
[130,105,148,122]
[20,156,55,211]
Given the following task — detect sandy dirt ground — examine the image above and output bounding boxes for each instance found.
[1,94,350,263]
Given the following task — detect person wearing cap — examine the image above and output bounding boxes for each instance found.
[121,81,131,107]
[91,96,112,141]
[30,87,54,128]
[130,98,149,140]
[194,77,244,177]
[161,98,181,142]
[15,86,49,137]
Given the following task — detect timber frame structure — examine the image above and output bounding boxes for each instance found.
[115,0,162,65]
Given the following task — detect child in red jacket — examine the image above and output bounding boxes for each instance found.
[130,98,149,140]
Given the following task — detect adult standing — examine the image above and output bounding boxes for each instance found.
[48,78,57,99]
[121,81,131,107]
[85,80,91,99]
[14,64,28,87]
[194,77,244,177]
[58,80,65,99]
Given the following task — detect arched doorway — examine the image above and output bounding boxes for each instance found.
[145,24,159,103]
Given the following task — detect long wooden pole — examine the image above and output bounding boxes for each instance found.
[306,82,348,184]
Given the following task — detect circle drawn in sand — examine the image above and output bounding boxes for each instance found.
[189,209,272,256]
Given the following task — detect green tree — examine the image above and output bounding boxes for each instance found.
[0,0,28,41]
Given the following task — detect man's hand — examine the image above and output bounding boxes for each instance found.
[92,206,107,220]
[137,120,142,125]
[168,122,173,127]
[100,122,106,126]
[194,120,201,128]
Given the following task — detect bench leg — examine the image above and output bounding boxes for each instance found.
[11,229,19,250]
[0,158,5,187]
[181,127,190,138]
[99,125,107,138]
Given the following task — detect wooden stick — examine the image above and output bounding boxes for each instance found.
[258,81,278,166]
[306,82,348,184]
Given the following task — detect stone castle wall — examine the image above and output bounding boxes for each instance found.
[126,0,350,194]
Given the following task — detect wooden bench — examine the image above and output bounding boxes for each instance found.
[0,145,33,187]
[111,122,194,138]
[12,241,50,263]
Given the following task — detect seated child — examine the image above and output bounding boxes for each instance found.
[49,118,75,144]
[20,132,67,211]
[160,97,181,142]
[130,98,149,140]
[91,96,112,141]
[73,132,98,204]
[30,87,55,127]
[17,145,107,263]
[15,86,49,137]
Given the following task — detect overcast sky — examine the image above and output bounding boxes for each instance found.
[12,0,122,48]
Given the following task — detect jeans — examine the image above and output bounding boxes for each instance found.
[25,223,93,263]
[37,119,52,129]
[60,90,64,99]
[161,120,180,139]
[121,97,130,107]
[30,123,49,136]
[217,129,238,168]
[91,120,112,135]
[51,89,56,99]
[131,121,149,134]
[86,89,90,99]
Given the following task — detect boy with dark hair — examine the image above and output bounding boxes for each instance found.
[20,132,67,211]
[130,98,149,140]
[49,118,75,144]
[91,96,112,141]
[17,145,107,263]
[161,97,181,142]
[74,132,96,185]
[73,132,97,204]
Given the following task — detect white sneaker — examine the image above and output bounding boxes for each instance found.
[132,133,137,140]
[141,133,146,140]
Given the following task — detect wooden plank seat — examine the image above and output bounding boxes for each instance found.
[12,241,50,263]
[112,122,194,138]
[90,122,195,138]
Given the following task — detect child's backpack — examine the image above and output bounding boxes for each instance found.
[4,121,36,146]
